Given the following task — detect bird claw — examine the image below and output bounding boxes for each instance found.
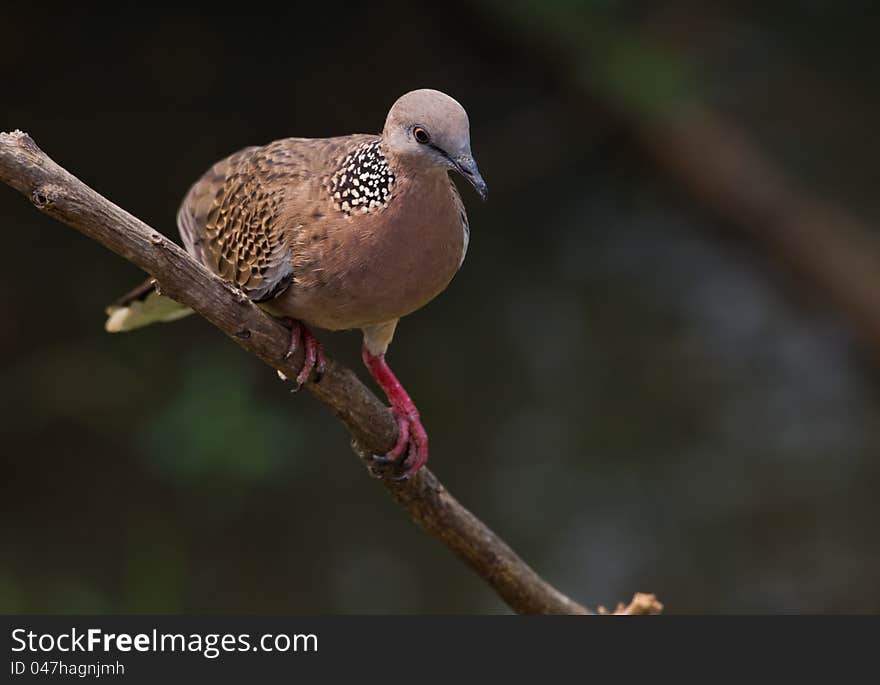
[369,452,414,481]
[370,409,428,481]
[314,353,328,383]
[282,319,326,388]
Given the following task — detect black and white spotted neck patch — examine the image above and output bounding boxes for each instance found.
[327,140,395,215]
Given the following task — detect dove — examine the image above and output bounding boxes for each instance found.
[106,89,486,479]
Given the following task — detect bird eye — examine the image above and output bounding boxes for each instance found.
[413,127,430,144]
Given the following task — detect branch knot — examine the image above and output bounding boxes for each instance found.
[31,185,55,209]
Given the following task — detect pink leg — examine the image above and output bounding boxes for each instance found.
[283,319,327,390]
[362,345,429,480]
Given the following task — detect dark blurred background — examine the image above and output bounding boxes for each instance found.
[3,1,880,613]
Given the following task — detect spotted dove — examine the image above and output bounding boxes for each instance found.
[105,89,487,479]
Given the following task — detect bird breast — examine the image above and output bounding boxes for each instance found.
[277,170,467,331]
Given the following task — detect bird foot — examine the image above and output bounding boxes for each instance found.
[362,346,429,480]
[371,407,429,480]
[283,319,327,390]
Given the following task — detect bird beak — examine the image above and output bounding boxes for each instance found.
[454,155,488,202]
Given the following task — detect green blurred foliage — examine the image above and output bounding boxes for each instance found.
[141,353,299,484]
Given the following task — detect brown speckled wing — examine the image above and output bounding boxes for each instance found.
[177,142,300,302]
[176,136,379,303]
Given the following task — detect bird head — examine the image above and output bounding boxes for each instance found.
[383,89,487,201]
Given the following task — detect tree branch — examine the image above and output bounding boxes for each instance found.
[0,130,660,615]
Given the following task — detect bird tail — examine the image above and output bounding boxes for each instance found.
[104,278,194,333]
